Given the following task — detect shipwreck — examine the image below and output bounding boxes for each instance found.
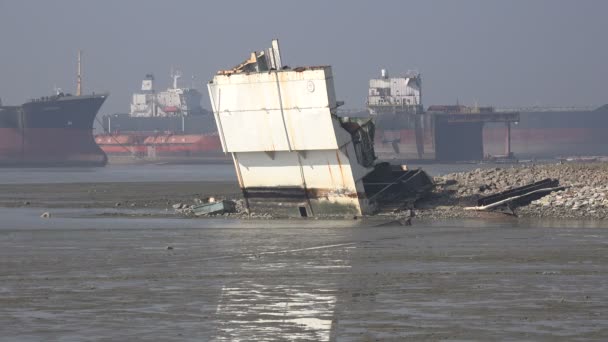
[207,40,432,217]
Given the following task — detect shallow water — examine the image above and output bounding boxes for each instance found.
[2,207,608,230]
[1,209,607,341]
[1,164,607,340]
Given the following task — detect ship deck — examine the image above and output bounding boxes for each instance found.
[431,111,520,123]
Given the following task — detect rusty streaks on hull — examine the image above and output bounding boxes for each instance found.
[335,151,346,188]
[327,160,336,187]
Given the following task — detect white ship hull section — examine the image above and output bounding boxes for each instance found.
[208,68,348,152]
[208,66,373,216]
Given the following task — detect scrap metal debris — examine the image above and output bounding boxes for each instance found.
[191,200,237,216]
[465,178,566,212]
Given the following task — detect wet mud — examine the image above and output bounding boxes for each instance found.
[0,181,240,210]
[1,168,608,340]
[1,222,607,340]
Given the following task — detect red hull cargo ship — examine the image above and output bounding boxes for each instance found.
[0,93,108,166]
[95,72,225,164]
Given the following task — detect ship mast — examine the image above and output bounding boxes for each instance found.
[171,69,182,89]
[76,49,82,96]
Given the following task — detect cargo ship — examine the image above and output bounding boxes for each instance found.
[367,69,608,160]
[483,105,608,158]
[95,71,226,164]
[367,69,435,160]
[0,93,108,167]
[0,50,110,167]
[0,51,109,167]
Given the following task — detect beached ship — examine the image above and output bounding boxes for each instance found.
[0,93,108,166]
[0,51,109,167]
[95,72,225,164]
[208,39,433,217]
[368,69,608,160]
[483,105,608,158]
[367,69,434,159]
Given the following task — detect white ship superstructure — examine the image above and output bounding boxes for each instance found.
[368,69,423,115]
[208,40,375,216]
[130,71,203,117]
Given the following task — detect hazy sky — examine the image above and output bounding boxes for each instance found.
[1,0,607,114]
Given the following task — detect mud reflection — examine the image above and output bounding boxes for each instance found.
[213,260,350,340]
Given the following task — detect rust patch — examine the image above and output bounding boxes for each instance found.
[232,154,245,188]
[293,65,330,72]
[274,73,294,150]
[327,160,336,187]
[335,151,346,188]
[285,109,296,149]
[308,188,362,199]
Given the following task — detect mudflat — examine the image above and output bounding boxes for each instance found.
[1,176,607,340]
[1,221,607,340]
[0,181,240,210]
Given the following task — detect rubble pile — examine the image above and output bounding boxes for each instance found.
[169,163,608,221]
[417,163,608,220]
[519,186,608,219]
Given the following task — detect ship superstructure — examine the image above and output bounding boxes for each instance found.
[130,71,204,117]
[367,69,431,159]
[96,70,223,164]
[368,69,423,115]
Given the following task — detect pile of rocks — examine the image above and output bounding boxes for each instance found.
[418,162,608,220]
[519,186,608,219]
[168,163,608,220]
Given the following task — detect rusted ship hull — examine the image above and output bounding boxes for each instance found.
[483,107,608,157]
[374,127,608,160]
[95,132,227,164]
[0,95,108,167]
[373,106,608,160]
[95,113,227,164]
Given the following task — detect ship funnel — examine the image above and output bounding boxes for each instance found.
[142,74,155,91]
[171,69,183,89]
[381,68,389,79]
